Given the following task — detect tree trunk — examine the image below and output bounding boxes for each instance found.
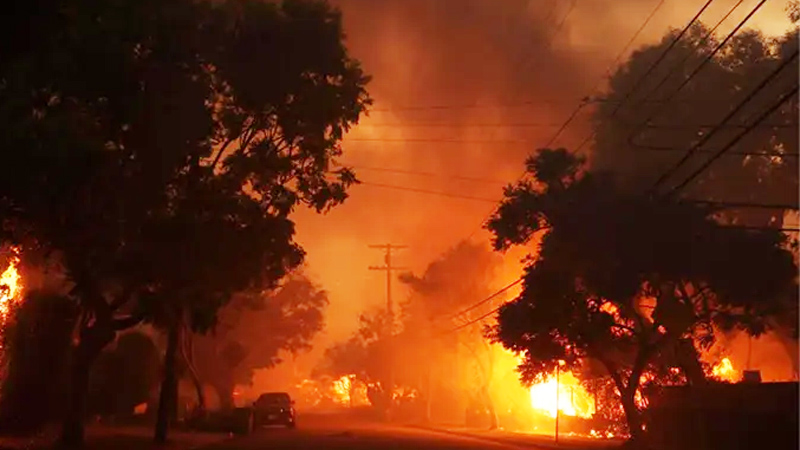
[180,330,205,413]
[154,319,181,444]
[675,338,707,385]
[60,324,114,448]
[214,382,235,412]
[620,388,644,442]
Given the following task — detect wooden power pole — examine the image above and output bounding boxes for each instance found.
[368,244,407,422]
[368,244,408,325]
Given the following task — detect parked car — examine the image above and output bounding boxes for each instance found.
[253,392,296,428]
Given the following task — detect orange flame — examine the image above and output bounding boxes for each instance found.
[331,375,353,405]
[528,369,595,418]
[711,357,740,383]
[0,248,22,321]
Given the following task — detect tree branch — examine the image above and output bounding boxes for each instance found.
[211,136,236,171]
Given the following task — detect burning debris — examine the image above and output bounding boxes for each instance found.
[711,358,740,383]
[0,248,22,322]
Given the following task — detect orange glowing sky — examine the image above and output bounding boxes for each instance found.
[292,0,797,342]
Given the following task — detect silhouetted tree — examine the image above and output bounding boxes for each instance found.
[318,309,395,414]
[486,148,797,442]
[0,292,77,435]
[590,22,798,229]
[0,0,370,445]
[399,241,506,428]
[588,17,800,385]
[188,270,328,410]
[88,331,161,417]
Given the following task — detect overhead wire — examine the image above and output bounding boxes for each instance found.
[396,0,733,331]
[345,136,796,157]
[350,165,507,185]
[405,0,679,328]
[649,48,799,192]
[457,0,670,242]
[667,83,800,196]
[623,0,746,150]
[574,0,738,152]
[354,175,799,211]
[613,0,771,154]
[608,0,716,117]
[356,181,500,203]
[446,278,524,320]
[356,121,795,129]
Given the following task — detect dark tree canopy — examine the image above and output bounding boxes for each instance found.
[487,148,797,439]
[589,21,798,228]
[191,270,328,408]
[0,0,370,444]
[88,331,161,416]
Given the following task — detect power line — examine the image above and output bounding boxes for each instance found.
[346,137,795,157]
[351,165,507,185]
[575,0,735,152]
[624,0,746,150]
[542,0,669,151]
[444,300,512,334]
[650,49,798,192]
[447,278,523,320]
[357,121,795,129]
[609,0,715,117]
[365,0,662,117]
[667,84,799,196]
[439,0,676,248]
[411,0,673,318]
[357,176,800,212]
[357,180,500,203]
[620,0,770,153]
[367,97,739,114]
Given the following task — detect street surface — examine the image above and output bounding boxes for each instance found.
[206,413,621,450]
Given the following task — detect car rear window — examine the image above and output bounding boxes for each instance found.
[258,393,291,405]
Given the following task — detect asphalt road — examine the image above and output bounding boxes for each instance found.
[203,415,620,450]
[204,414,551,450]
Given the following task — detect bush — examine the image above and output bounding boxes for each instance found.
[0,292,77,435]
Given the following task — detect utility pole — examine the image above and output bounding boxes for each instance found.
[368,244,408,325]
[368,244,407,423]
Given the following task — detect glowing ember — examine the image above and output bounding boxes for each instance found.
[528,370,595,418]
[590,429,616,439]
[711,358,740,382]
[0,248,22,321]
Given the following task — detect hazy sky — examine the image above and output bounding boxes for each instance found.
[290,0,796,343]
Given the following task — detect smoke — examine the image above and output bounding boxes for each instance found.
[290,0,796,342]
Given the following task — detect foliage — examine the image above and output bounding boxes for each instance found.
[88,331,161,416]
[0,292,77,435]
[0,0,370,444]
[399,241,506,425]
[190,270,328,407]
[589,21,798,228]
[486,148,798,439]
[317,241,511,424]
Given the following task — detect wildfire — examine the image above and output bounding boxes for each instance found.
[0,248,22,321]
[528,370,595,418]
[332,375,352,405]
[711,357,740,383]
